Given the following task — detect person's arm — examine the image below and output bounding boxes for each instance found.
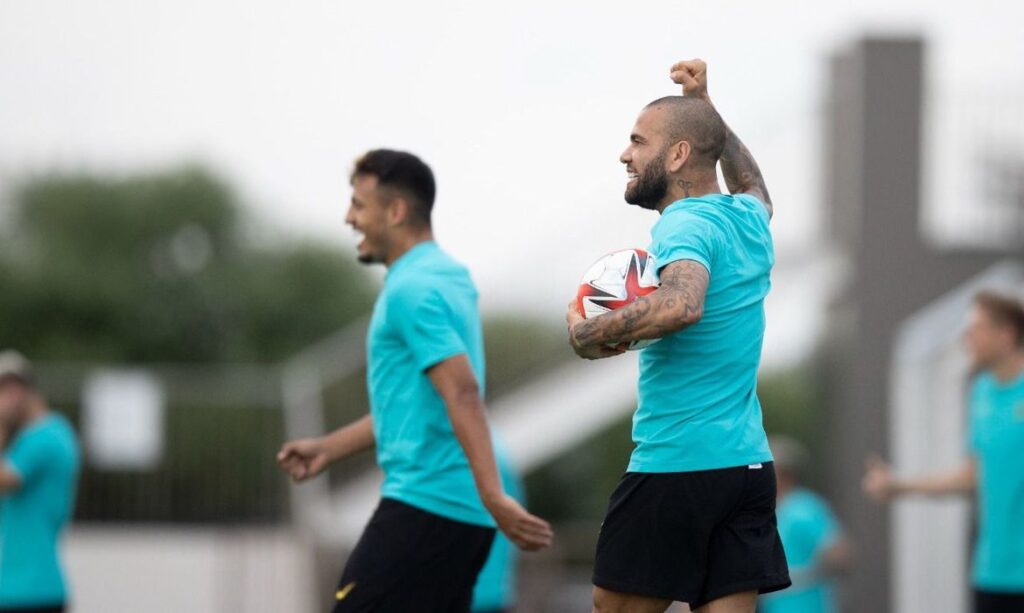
[0,425,39,493]
[786,536,853,589]
[862,455,976,502]
[567,259,708,358]
[670,59,773,218]
[428,355,553,551]
[0,463,22,492]
[276,414,375,482]
[820,536,853,575]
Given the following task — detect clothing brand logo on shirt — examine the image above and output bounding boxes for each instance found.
[335,582,356,600]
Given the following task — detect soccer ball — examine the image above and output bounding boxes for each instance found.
[576,248,661,351]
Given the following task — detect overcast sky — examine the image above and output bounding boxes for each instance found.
[1,0,1021,368]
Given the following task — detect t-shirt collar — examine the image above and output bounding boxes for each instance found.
[386,240,438,279]
[989,368,1024,391]
[662,193,728,216]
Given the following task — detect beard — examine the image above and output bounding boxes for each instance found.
[354,231,385,265]
[624,150,670,210]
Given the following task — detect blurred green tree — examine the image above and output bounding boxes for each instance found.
[0,166,375,363]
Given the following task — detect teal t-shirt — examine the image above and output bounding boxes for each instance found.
[367,241,493,527]
[0,413,80,607]
[760,489,841,613]
[630,193,774,473]
[968,370,1024,591]
[471,442,522,612]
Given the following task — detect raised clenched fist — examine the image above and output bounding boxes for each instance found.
[670,59,708,99]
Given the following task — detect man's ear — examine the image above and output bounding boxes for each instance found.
[386,197,411,227]
[667,140,692,173]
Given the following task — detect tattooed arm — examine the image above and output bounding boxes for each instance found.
[669,59,773,218]
[567,260,708,358]
[719,123,771,217]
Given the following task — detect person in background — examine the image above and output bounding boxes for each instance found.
[0,351,81,613]
[864,290,1024,613]
[760,436,851,613]
[472,443,524,613]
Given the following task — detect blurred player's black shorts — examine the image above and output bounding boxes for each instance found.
[593,464,791,608]
[332,497,495,613]
[974,589,1024,613]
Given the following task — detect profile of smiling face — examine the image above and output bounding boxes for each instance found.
[621,105,677,209]
[620,97,725,210]
[346,174,399,264]
[343,150,436,265]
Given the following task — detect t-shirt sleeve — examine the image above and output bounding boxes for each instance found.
[735,192,772,223]
[4,429,53,485]
[389,282,469,372]
[650,210,721,276]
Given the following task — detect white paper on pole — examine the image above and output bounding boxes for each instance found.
[82,370,165,470]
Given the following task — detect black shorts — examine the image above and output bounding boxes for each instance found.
[0,606,65,613]
[332,497,496,613]
[974,589,1024,613]
[593,464,791,608]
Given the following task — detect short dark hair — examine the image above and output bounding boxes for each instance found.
[351,149,436,226]
[975,290,1024,347]
[644,96,726,166]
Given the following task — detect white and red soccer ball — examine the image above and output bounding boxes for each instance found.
[575,248,661,351]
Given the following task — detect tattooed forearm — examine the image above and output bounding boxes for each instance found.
[570,260,709,348]
[719,121,772,217]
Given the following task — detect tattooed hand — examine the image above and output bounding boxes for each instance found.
[567,301,628,360]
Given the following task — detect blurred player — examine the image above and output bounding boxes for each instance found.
[863,290,1024,613]
[760,436,850,613]
[0,351,80,613]
[471,442,524,613]
[566,60,790,612]
[276,150,552,612]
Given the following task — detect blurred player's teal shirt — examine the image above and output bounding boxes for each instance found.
[969,370,1024,591]
[760,489,840,613]
[367,240,494,527]
[471,443,522,612]
[632,193,774,472]
[0,413,80,607]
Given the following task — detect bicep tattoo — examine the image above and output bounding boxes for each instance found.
[657,260,708,324]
